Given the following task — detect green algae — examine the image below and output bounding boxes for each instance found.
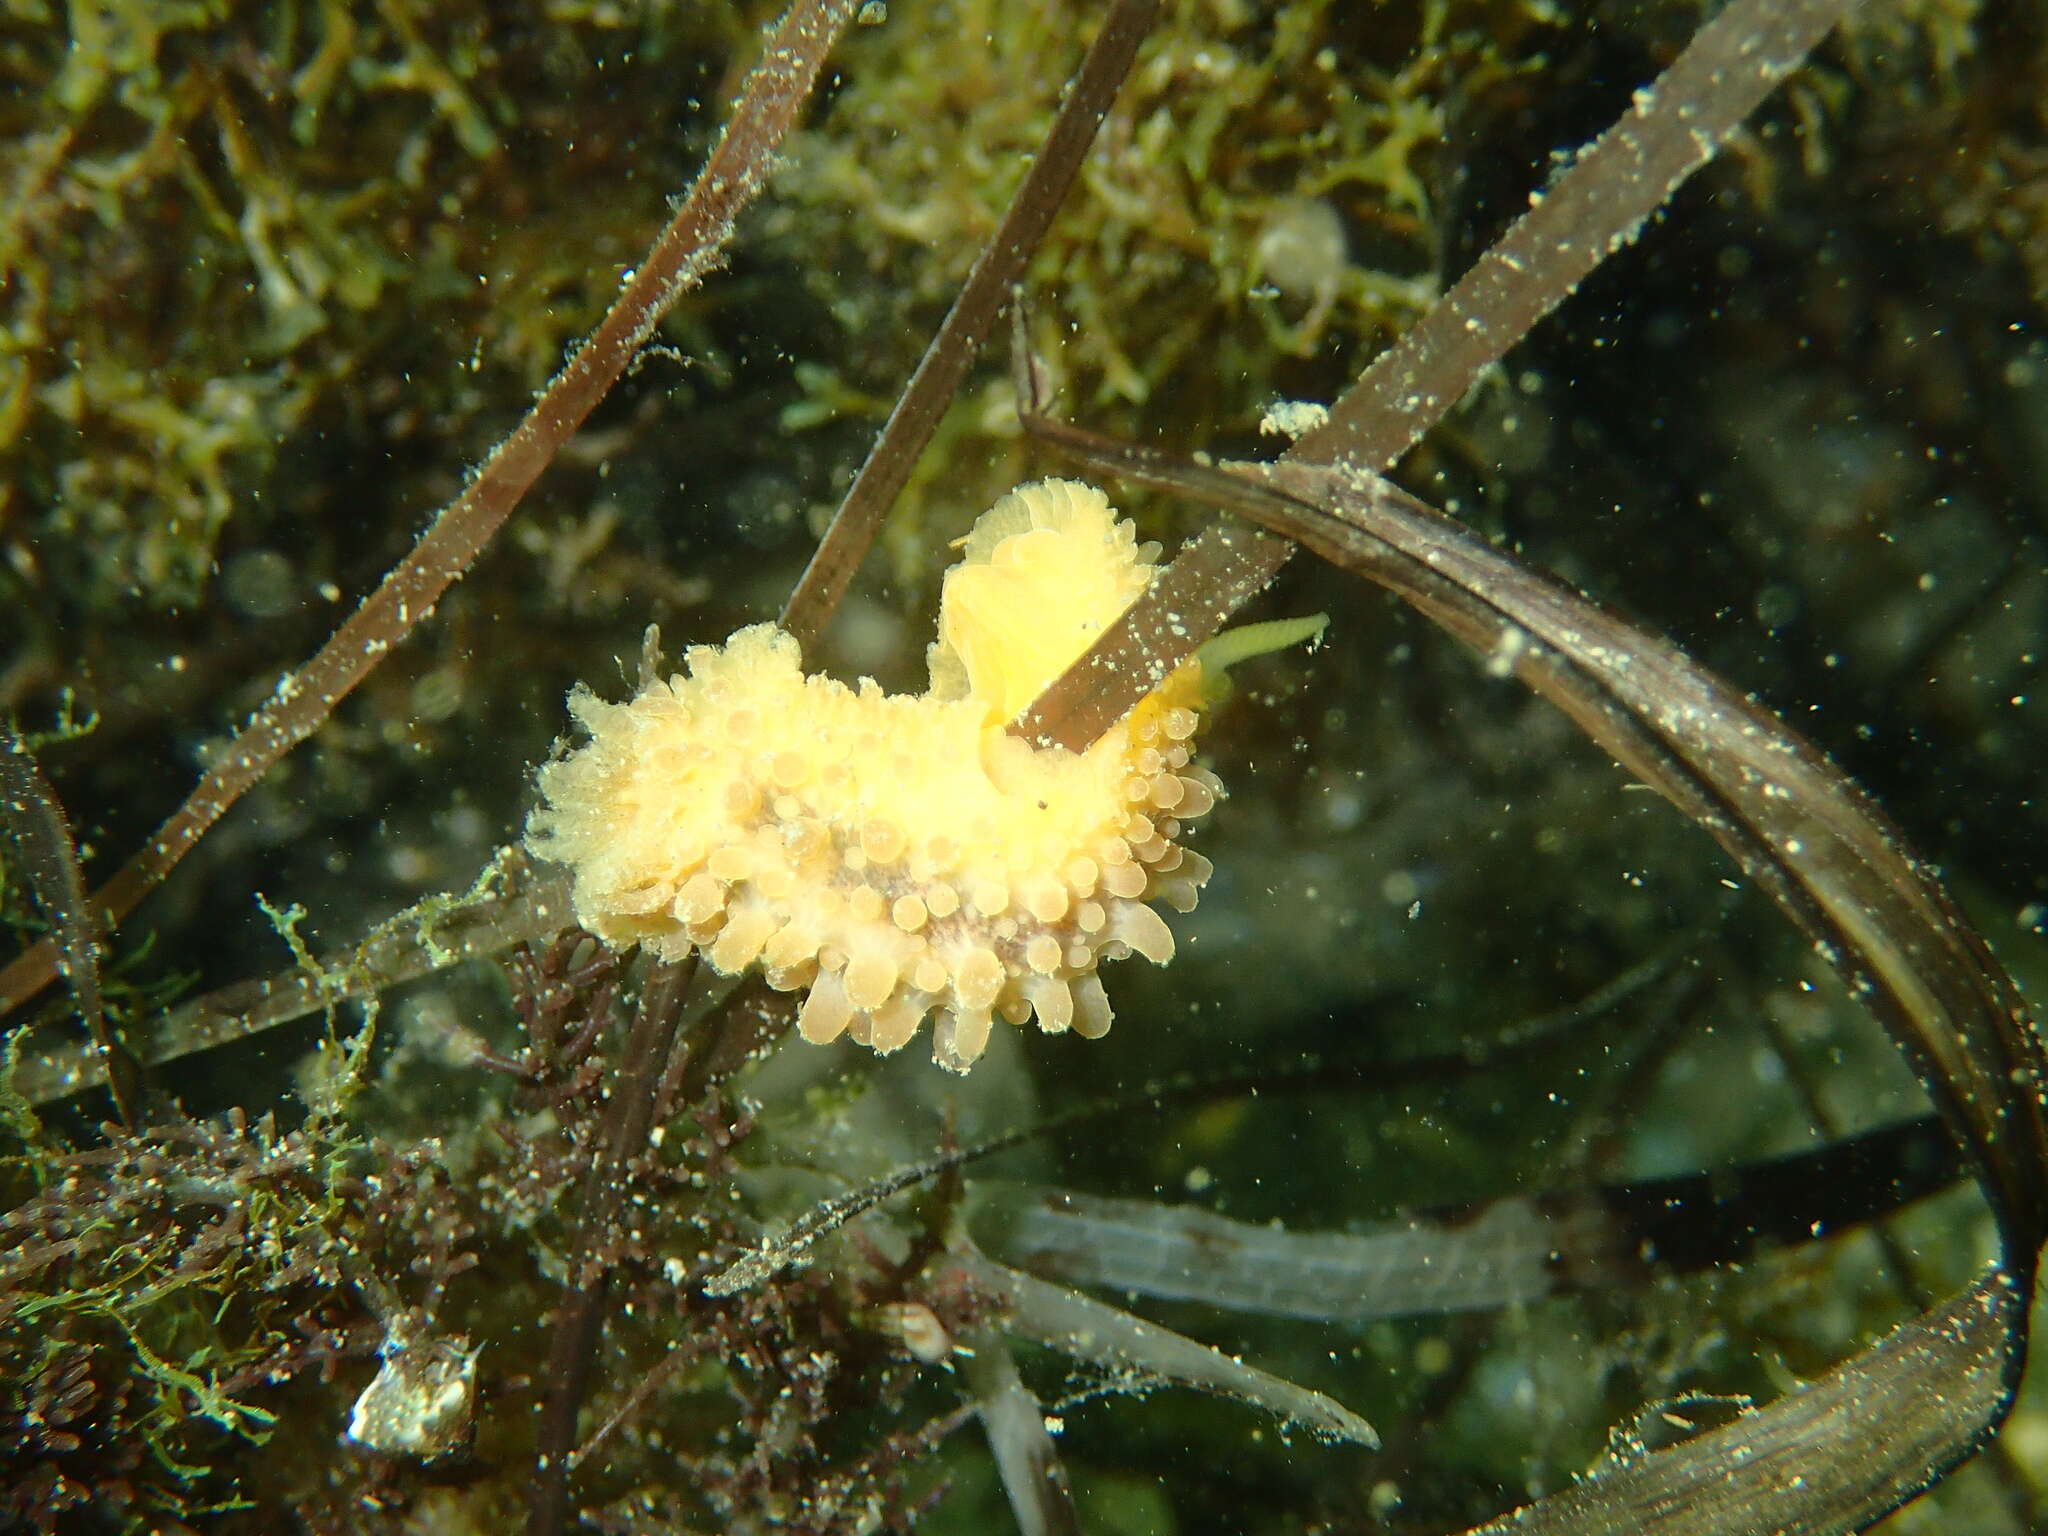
[3,0,2048,1530]
[1,0,758,611]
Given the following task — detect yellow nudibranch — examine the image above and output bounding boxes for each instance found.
[526,479,1224,1073]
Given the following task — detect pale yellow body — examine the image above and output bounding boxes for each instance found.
[526,480,1218,1072]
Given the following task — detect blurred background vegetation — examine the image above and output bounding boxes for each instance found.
[3,0,2047,1530]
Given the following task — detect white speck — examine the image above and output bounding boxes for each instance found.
[1258,399,1330,440]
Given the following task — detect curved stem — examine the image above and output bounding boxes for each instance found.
[0,0,863,1019]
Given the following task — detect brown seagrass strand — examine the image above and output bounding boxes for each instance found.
[1014,0,1865,756]
[1227,456,2048,1255]
[1023,392,2047,1536]
[0,0,866,1021]
[779,0,1161,656]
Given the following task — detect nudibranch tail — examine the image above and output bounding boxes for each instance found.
[526,479,1222,1073]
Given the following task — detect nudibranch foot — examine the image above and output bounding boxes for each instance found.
[526,479,1229,1073]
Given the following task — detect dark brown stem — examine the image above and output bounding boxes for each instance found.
[777,0,1159,654]
[0,0,863,1019]
[1011,518,1290,750]
[1756,1010,2044,1528]
[527,955,696,1536]
[1239,452,2048,1247]
[13,852,573,1107]
[1005,388,1294,748]
[1456,1270,2020,1536]
[1015,0,1861,753]
[653,974,796,1125]
[0,722,141,1125]
[1295,0,1863,471]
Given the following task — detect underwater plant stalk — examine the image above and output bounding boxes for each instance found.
[778,0,1160,655]
[0,721,141,1122]
[1015,0,1865,754]
[0,0,865,1019]
[528,956,697,1536]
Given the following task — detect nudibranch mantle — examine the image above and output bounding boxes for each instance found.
[526,479,1221,1073]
